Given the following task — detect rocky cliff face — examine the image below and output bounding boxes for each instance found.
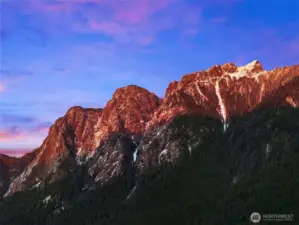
[147,60,299,129]
[0,60,298,225]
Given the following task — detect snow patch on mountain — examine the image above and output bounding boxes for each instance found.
[286,96,297,107]
[43,195,52,205]
[238,60,259,72]
[195,83,208,101]
[215,80,227,121]
[133,147,139,162]
[223,60,266,81]
[126,185,136,200]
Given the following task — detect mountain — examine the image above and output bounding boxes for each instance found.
[148,60,298,128]
[0,60,298,225]
[2,85,160,197]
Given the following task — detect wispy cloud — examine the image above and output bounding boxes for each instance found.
[30,122,52,133]
[0,69,33,78]
[0,123,51,149]
[0,81,6,93]
[0,69,34,93]
[0,114,36,124]
[0,126,24,141]
[3,0,202,45]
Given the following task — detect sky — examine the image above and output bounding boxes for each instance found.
[0,0,299,156]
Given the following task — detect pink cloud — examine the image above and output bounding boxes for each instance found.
[31,122,51,134]
[0,129,25,141]
[0,125,49,151]
[31,1,73,12]
[7,0,201,45]
[72,0,180,44]
[0,81,5,93]
[0,122,50,143]
[82,20,157,44]
[112,0,176,24]
[0,70,32,93]
[88,20,127,36]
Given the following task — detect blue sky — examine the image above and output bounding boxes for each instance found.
[0,0,298,155]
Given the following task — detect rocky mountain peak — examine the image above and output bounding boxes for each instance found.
[98,85,161,140]
[238,60,263,73]
[221,60,263,74]
[112,85,156,98]
[222,62,238,73]
[147,61,299,130]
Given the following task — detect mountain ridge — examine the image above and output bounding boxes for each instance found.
[1,60,298,198]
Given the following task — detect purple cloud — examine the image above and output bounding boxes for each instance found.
[0,114,36,124]
[3,0,202,45]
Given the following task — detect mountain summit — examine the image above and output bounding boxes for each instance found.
[148,60,299,129]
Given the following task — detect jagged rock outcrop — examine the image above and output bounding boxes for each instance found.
[94,85,161,146]
[86,133,136,186]
[147,60,299,129]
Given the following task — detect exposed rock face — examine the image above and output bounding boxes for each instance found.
[147,60,299,129]
[86,133,136,186]
[137,118,223,175]
[259,76,299,108]
[64,107,104,153]
[94,85,161,146]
